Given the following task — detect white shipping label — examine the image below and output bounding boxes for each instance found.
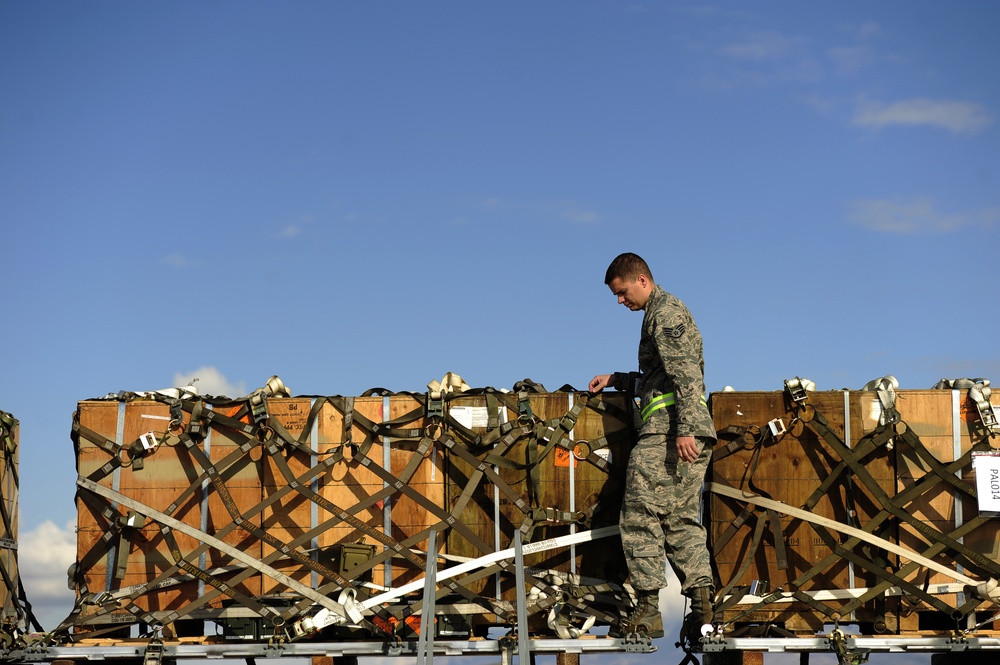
[972,453,1000,513]
[449,406,491,429]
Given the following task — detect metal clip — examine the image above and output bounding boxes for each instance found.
[970,381,999,433]
[426,393,444,422]
[143,640,163,665]
[784,377,813,403]
[248,390,269,424]
[865,375,901,425]
[139,432,158,453]
[118,511,146,530]
[767,418,786,438]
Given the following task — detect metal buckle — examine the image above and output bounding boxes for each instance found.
[248,390,269,424]
[970,382,999,433]
[143,640,163,665]
[784,377,810,403]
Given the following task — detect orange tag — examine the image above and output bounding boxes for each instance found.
[554,447,576,468]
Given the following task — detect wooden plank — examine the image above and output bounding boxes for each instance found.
[710,388,1000,632]
[260,398,318,593]
[204,403,262,603]
[385,394,443,588]
[889,390,1000,608]
[316,397,386,589]
[76,400,206,616]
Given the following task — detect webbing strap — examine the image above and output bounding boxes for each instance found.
[709,481,978,625]
[77,477,334,619]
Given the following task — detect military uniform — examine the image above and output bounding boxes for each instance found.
[613,284,716,594]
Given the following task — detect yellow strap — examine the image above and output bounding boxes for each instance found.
[640,393,707,422]
[640,393,675,421]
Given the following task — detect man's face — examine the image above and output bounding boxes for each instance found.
[607,274,650,311]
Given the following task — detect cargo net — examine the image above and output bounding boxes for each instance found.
[709,378,1000,641]
[57,378,640,645]
[1,410,44,645]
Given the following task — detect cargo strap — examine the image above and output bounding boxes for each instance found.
[711,424,788,575]
[861,375,901,425]
[711,481,979,585]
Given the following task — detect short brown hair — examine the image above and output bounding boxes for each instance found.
[605,252,653,285]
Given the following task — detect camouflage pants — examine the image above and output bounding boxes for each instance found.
[619,433,713,594]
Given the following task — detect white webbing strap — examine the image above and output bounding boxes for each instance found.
[709,482,979,586]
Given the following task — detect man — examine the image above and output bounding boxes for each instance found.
[588,252,716,645]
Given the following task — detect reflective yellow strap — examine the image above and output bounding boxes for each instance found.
[640,393,708,423]
[640,393,675,422]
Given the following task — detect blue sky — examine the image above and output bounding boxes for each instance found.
[1,1,998,659]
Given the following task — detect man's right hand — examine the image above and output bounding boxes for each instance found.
[589,374,613,394]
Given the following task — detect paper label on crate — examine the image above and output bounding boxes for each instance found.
[867,398,882,423]
[449,406,491,429]
[972,453,1000,512]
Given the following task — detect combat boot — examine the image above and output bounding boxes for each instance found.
[680,585,714,648]
[614,589,663,638]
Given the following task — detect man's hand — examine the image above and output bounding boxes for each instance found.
[677,435,700,463]
[589,374,613,394]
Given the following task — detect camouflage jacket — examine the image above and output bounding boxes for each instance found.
[617,285,716,440]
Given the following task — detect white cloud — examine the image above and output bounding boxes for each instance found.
[856,20,881,41]
[828,45,874,75]
[173,366,247,398]
[854,98,993,134]
[19,520,77,629]
[848,198,1000,234]
[560,207,601,224]
[162,253,200,269]
[720,31,798,61]
[660,567,687,617]
[279,224,302,238]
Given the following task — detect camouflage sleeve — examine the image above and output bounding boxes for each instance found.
[650,309,706,437]
[612,371,638,392]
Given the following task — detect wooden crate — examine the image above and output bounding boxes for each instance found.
[73,396,439,620]
[709,388,1000,635]
[71,389,633,632]
[1,411,18,623]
